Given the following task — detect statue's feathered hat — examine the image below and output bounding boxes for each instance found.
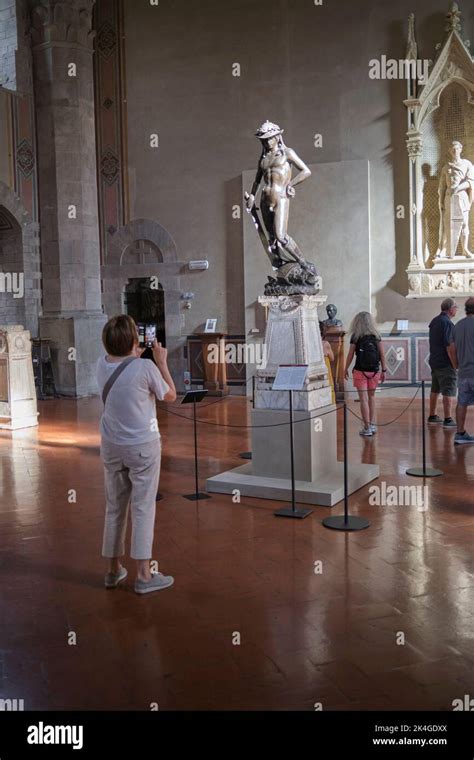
[255,120,284,140]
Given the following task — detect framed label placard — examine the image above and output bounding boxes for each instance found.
[272,364,308,392]
[204,319,217,333]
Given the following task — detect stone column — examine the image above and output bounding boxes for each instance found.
[29,0,106,395]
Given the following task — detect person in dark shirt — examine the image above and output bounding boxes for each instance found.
[450,297,474,444]
[428,298,458,428]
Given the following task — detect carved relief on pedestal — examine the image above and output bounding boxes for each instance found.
[256,295,329,405]
[418,269,467,294]
[408,274,421,295]
[421,276,433,294]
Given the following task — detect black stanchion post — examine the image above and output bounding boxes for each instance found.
[322,403,370,531]
[182,389,211,501]
[422,379,427,473]
[239,373,253,460]
[343,397,349,525]
[289,389,296,512]
[193,399,199,495]
[274,389,312,519]
[406,380,443,478]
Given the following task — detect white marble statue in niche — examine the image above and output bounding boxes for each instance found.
[437,140,474,259]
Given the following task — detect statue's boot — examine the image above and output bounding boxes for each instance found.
[269,240,284,267]
[279,235,306,266]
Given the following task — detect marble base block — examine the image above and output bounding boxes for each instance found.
[206,461,380,507]
[206,404,379,506]
[251,405,336,481]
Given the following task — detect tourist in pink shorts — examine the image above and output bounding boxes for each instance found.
[344,312,387,437]
[352,370,382,391]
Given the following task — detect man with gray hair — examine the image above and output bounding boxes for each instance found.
[428,298,458,428]
[451,297,474,444]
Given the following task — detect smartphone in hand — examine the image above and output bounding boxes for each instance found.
[145,324,156,348]
[137,323,156,349]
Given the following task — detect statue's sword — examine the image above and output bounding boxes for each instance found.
[244,193,280,268]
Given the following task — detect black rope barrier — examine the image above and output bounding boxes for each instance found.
[157,401,342,429]
[153,378,441,518]
[346,384,421,427]
[156,381,423,430]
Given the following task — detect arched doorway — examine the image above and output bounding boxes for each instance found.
[102,218,185,388]
[124,277,166,348]
[0,182,41,337]
[0,206,26,327]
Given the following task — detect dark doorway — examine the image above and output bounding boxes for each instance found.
[124,278,166,356]
[0,205,25,328]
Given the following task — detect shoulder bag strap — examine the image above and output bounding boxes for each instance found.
[102,356,137,405]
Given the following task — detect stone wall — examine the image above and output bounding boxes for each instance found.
[121,0,473,351]
[0,0,17,90]
[0,0,40,338]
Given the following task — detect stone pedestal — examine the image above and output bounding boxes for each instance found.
[255,294,331,410]
[0,326,38,430]
[207,295,379,506]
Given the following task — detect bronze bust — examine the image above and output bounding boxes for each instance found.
[323,303,343,328]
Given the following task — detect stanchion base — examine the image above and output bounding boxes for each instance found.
[274,506,313,519]
[156,492,163,501]
[406,467,443,478]
[239,452,252,460]
[183,492,211,501]
[322,515,370,531]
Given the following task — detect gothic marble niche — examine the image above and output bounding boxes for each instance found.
[404,3,474,298]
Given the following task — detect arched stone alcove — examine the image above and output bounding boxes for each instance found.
[101,218,185,386]
[0,181,41,336]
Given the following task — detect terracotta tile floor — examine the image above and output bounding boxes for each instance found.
[0,394,473,710]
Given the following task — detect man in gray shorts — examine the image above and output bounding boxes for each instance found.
[452,297,474,444]
[427,298,458,428]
